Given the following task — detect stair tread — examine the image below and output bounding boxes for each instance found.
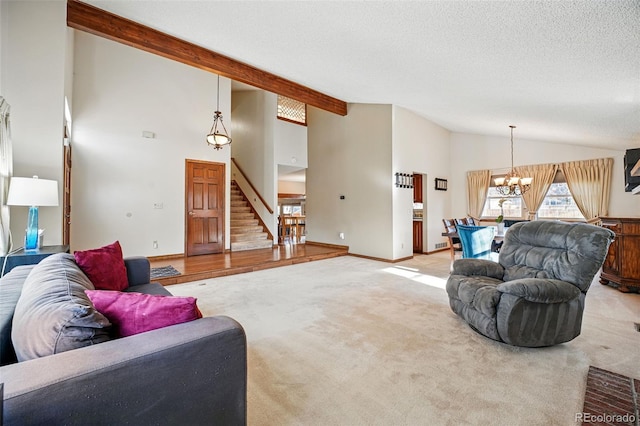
[229,182,272,252]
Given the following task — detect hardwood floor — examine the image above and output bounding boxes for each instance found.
[149,243,348,285]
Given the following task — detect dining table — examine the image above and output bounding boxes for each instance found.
[280,215,306,243]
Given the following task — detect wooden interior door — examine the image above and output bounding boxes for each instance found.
[185,160,225,256]
[63,143,71,245]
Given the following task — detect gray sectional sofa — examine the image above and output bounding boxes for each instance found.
[0,253,247,425]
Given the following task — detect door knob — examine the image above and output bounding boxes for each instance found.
[188,211,195,216]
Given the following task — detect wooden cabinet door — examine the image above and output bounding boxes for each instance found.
[413,174,423,203]
[185,160,225,256]
[413,221,423,253]
[601,221,620,275]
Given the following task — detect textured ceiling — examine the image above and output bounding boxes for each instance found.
[85,0,640,150]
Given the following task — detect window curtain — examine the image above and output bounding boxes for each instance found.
[466,170,491,220]
[0,97,13,256]
[514,164,558,220]
[560,158,613,224]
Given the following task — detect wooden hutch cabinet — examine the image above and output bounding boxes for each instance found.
[599,217,640,293]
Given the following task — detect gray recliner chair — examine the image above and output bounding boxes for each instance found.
[446,220,614,347]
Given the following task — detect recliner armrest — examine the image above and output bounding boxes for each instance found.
[451,258,504,280]
[497,278,581,303]
[124,256,151,286]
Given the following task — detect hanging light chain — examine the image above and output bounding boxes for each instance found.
[206,74,232,149]
[495,125,531,197]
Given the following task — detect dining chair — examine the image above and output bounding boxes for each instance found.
[442,219,463,262]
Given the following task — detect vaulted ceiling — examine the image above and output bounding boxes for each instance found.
[82,0,639,150]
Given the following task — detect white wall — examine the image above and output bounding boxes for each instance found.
[450,133,640,219]
[231,91,272,205]
[275,119,307,169]
[392,106,452,255]
[308,104,394,259]
[4,1,67,247]
[72,32,231,257]
[278,180,305,194]
[0,0,7,95]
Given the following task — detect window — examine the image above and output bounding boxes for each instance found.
[277,95,306,125]
[481,187,523,219]
[538,182,583,219]
[278,204,303,216]
[481,171,584,220]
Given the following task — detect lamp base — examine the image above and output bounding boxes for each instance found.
[25,206,39,251]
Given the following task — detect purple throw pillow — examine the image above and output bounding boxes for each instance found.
[74,241,128,291]
[85,290,203,337]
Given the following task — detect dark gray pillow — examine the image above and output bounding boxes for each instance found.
[11,253,112,361]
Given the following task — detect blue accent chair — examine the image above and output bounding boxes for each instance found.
[456,225,497,260]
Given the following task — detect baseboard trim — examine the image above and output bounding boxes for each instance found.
[305,241,349,250]
[425,247,450,255]
[147,253,184,261]
[348,253,414,263]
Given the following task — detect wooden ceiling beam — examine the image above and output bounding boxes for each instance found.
[67,0,347,116]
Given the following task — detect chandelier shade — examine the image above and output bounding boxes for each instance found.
[206,75,232,150]
[494,126,532,196]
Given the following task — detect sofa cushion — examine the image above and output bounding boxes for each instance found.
[74,241,128,291]
[86,290,202,337]
[0,265,34,366]
[11,253,112,361]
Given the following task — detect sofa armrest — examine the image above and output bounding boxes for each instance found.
[497,278,581,303]
[1,316,247,426]
[124,256,151,286]
[451,258,504,280]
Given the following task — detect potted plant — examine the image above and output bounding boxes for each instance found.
[496,198,506,233]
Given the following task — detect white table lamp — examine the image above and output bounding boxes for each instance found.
[7,176,59,250]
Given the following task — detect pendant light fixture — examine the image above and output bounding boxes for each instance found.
[206,75,232,150]
[494,125,532,196]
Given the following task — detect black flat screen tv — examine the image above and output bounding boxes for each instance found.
[624,148,640,192]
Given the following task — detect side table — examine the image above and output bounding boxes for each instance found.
[1,245,70,276]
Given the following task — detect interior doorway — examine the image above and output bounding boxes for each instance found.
[412,173,426,253]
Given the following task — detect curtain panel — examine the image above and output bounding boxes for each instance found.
[466,170,491,221]
[0,97,13,256]
[560,158,613,223]
[515,164,558,220]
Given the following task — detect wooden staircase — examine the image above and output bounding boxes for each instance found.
[230,181,273,251]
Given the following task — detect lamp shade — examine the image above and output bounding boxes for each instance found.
[7,176,59,207]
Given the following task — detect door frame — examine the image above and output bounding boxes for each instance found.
[63,143,71,245]
[184,159,226,256]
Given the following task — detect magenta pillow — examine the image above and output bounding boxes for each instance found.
[74,241,128,291]
[85,290,203,337]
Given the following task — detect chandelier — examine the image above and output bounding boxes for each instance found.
[494,125,532,196]
[206,75,232,150]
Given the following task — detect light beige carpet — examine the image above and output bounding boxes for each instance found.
[168,253,640,425]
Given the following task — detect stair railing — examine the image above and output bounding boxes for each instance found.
[231,158,276,242]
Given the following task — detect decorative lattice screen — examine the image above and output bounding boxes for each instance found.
[277,95,306,125]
